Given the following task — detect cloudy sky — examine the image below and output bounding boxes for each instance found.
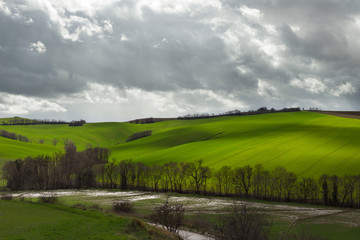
[0,0,359,122]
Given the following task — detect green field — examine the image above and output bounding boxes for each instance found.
[0,200,176,240]
[1,111,360,177]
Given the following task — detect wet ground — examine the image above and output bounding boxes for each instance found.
[4,189,360,239]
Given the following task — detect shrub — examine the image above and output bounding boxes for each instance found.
[73,203,87,210]
[213,203,271,240]
[38,194,59,204]
[0,194,13,200]
[113,200,134,213]
[89,204,101,210]
[150,198,185,234]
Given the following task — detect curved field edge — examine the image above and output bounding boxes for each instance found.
[0,200,178,240]
[1,111,360,177]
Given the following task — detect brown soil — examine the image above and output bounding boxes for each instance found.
[312,111,360,120]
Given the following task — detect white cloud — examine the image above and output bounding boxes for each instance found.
[120,34,129,41]
[137,0,222,16]
[290,78,327,94]
[83,83,127,104]
[0,0,34,24]
[28,41,46,54]
[103,20,113,33]
[0,92,66,115]
[18,0,115,41]
[0,0,11,16]
[238,5,263,20]
[257,80,279,99]
[24,17,34,25]
[331,82,356,97]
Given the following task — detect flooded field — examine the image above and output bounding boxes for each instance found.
[4,190,354,222]
[4,189,360,239]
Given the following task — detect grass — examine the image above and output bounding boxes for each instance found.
[0,200,177,240]
[4,189,360,240]
[1,111,360,177]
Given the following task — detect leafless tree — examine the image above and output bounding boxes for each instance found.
[319,174,330,205]
[284,171,297,201]
[150,198,185,234]
[234,165,253,197]
[297,177,318,201]
[214,203,271,240]
[187,160,208,194]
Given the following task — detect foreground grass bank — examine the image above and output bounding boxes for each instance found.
[0,200,177,240]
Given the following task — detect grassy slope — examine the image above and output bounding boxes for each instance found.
[1,111,360,177]
[111,111,360,177]
[0,200,175,240]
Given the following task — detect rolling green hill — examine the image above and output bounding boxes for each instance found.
[1,111,360,177]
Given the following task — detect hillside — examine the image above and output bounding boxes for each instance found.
[1,111,360,177]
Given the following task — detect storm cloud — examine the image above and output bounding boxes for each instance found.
[0,0,359,121]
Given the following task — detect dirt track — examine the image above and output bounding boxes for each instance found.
[312,111,360,120]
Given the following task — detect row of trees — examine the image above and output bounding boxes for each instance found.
[68,120,86,127]
[1,118,86,127]
[2,146,360,208]
[126,130,152,142]
[128,118,176,124]
[0,130,29,142]
[2,142,109,190]
[99,160,360,208]
[178,107,301,120]
[1,118,68,126]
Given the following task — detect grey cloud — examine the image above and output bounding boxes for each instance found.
[1,0,360,121]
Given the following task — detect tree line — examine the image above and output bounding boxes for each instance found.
[2,142,109,190]
[127,107,301,124]
[177,107,301,120]
[1,118,86,127]
[128,118,177,124]
[0,130,29,143]
[126,130,152,142]
[2,145,360,208]
[68,120,86,127]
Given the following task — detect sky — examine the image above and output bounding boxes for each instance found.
[0,0,359,122]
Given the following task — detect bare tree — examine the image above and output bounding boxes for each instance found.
[272,166,287,199]
[234,165,253,197]
[149,164,163,191]
[214,203,271,240]
[150,198,185,234]
[284,171,297,201]
[105,158,117,189]
[331,175,339,206]
[297,177,318,201]
[187,160,207,194]
[319,174,330,205]
[339,175,357,207]
[214,166,233,196]
[118,159,134,189]
[173,162,189,193]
